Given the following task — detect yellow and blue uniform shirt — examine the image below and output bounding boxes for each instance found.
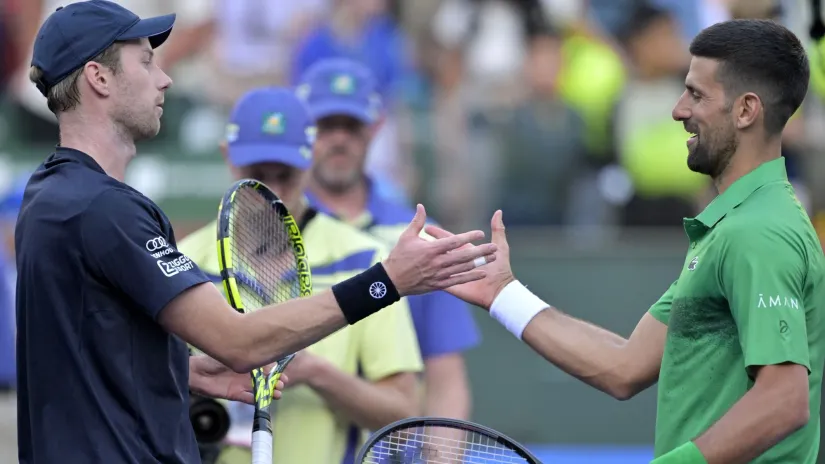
[306,182,481,360]
[178,208,423,464]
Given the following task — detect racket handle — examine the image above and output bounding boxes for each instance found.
[251,430,273,464]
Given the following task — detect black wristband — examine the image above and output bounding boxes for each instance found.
[332,262,401,324]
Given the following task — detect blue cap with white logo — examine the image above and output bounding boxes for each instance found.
[296,58,382,124]
[31,0,175,96]
[225,87,316,170]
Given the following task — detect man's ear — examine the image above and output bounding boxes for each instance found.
[82,62,112,97]
[368,114,386,138]
[219,141,238,178]
[735,92,762,130]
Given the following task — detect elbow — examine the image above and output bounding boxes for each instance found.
[608,374,649,401]
[225,356,254,374]
[788,395,810,432]
[214,347,253,374]
[610,384,638,401]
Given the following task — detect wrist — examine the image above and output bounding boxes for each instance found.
[304,356,330,390]
[332,262,401,325]
[489,280,549,340]
[650,442,707,464]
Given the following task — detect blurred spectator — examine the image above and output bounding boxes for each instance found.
[428,0,552,229]
[1,0,12,93]
[0,175,24,391]
[612,2,708,227]
[177,0,330,109]
[494,29,589,226]
[291,0,416,204]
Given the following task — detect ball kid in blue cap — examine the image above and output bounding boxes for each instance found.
[222,87,317,214]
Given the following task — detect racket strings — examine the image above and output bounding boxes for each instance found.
[228,187,302,311]
[363,425,528,463]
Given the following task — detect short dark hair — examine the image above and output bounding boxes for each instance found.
[689,19,809,135]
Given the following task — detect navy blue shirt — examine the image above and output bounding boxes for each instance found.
[15,148,210,464]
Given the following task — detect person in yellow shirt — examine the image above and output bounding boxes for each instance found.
[177,87,423,464]
[297,58,481,420]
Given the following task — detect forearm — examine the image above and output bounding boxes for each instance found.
[423,355,471,419]
[521,308,635,399]
[692,379,808,464]
[232,291,348,371]
[309,362,418,431]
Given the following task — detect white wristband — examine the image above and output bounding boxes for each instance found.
[489,280,549,340]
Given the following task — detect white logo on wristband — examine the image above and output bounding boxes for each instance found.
[369,282,387,299]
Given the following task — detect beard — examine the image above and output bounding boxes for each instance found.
[311,145,365,193]
[311,161,362,194]
[686,122,738,179]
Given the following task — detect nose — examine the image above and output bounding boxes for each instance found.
[158,68,173,91]
[672,92,691,121]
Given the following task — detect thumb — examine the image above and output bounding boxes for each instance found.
[402,204,427,239]
[491,210,508,246]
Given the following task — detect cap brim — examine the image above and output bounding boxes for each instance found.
[228,144,312,170]
[310,99,376,124]
[119,13,176,48]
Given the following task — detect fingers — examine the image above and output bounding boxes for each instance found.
[400,204,427,239]
[491,210,508,246]
[440,242,497,268]
[431,230,486,254]
[424,224,455,240]
[436,269,488,288]
[436,252,497,279]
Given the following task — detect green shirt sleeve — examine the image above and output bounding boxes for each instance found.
[649,280,678,325]
[720,227,811,374]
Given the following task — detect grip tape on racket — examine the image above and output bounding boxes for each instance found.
[251,430,273,464]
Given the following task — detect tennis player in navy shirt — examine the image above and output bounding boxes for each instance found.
[15,2,497,463]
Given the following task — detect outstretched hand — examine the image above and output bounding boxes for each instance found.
[425,210,515,310]
[382,204,498,296]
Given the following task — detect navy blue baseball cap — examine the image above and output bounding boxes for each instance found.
[296,58,382,124]
[31,0,175,96]
[225,87,316,170]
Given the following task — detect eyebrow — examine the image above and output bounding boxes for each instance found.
[685,83,701,94]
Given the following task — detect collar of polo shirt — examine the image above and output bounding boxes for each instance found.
[688,157,789,232]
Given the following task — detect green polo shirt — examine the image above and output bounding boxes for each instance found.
[649,158,824,462]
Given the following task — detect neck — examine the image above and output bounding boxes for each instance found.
[308,179,368,221]
[714,135,782,194]
[58,112,135,182]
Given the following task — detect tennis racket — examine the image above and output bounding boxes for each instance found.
[216,178,313,464]
[356,417,543,464]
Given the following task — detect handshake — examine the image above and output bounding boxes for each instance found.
[376,205,514,311]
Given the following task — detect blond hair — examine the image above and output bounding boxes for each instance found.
[29,43,124,115]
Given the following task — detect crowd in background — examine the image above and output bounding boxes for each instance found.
[1,0,824,230]
[2,0,825,389]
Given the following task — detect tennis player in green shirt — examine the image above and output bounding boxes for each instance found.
[433,19,824,464]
